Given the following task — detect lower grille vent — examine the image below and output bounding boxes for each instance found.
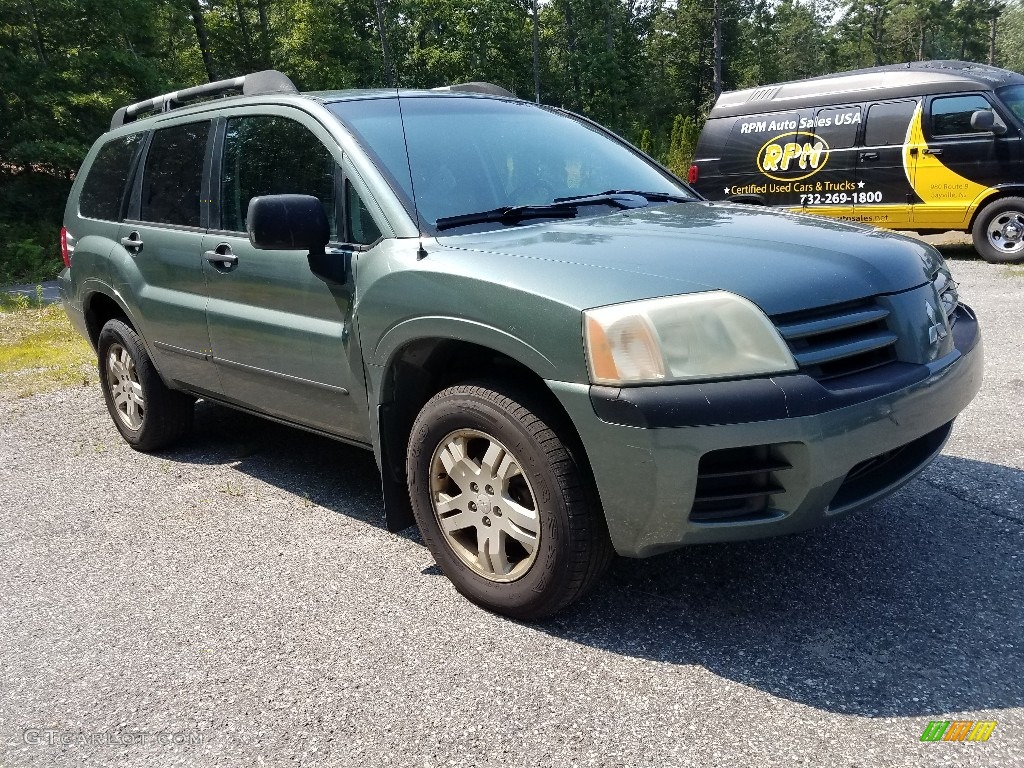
[690,445,790,522]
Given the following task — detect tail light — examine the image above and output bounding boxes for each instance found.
[60,227,71,268]
[687,164,699,184]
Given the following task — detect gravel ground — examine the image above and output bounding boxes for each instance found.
[1,254,1022,768]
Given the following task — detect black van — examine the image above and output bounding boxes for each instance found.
[690,60,1024,263]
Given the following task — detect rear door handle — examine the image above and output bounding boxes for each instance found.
[859,152,880,161]
[120,232,143,252]
[923,148,944,156]
[204,244,238,268]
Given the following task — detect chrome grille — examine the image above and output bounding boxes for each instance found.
[773,297,898,381]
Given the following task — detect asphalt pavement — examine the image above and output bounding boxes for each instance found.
[0,254,1021,767]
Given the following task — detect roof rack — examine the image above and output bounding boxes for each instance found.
[110,70,298,130]
[432,82,516,98]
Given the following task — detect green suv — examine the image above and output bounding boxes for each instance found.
[60,70,983,619]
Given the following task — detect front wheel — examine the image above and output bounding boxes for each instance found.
[972,197,1024,263]
[406,382,613,620]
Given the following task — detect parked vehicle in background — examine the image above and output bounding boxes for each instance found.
[690,60,1024,263]
[60,70,981,619]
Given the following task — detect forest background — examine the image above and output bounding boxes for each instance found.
[2,0,1020,281]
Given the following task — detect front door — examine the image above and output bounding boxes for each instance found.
[202,110,377,439]
[912,93,1019,229]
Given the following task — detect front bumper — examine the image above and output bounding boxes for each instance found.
[548,306,983,558]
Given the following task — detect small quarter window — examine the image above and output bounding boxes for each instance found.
[140,122,210,227]
[79,134,144,221]
[345,180,382,245]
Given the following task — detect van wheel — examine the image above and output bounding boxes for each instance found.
[406,382,614,620]
[972,197,1024,263]
[97,319,194,451]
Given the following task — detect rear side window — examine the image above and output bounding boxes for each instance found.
[220,115,338,237]
[79,134,143,221]
[813,106,862,149]
[864,101,917,147]
[140,122,210,227]
[930,95,996,136]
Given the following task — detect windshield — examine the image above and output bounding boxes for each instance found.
[329,96,691,232]
[996,85,1024,122]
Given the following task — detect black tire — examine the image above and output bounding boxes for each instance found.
[972,197,1024,263]
[406,381,614,620]
[96,319,194,451]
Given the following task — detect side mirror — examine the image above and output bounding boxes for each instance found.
[970,109,1006,135]
[247,194,330,254]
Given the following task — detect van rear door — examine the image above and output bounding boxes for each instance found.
[855,100,919,229]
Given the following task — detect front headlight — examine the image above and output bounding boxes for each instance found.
[583,291,798,386]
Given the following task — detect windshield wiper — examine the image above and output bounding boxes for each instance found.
[435,203,578,231]
[555,189,694,205]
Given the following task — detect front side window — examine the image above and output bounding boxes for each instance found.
[930,95,999,137]
[140,122,210,227]
[863,101,917,147]
[80,134,144,221]
[330,97,690,232]
[220,115,337,237]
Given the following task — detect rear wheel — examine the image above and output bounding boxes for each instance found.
[97,319,193,451]
[972,197,1024,263]
[406,382,613,619]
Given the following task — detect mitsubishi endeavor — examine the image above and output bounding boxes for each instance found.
[59,70,983,619]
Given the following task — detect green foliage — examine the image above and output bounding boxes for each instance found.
[667,115,699,177]
[639,128,653,156]
[0,0,1017,271]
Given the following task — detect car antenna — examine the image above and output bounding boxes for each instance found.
[395,91,428,260]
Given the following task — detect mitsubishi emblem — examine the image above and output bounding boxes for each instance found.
[926,300,947,345]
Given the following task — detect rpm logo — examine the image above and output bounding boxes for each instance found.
[757,131,830,182]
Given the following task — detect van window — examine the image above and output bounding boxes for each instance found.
[930,95,997,136]
[140,122,210,227]
[864,102,917,147]
[813,106,862,149]
[79,134,144,221]
[220,115,338,237]
[996,84,1024,121]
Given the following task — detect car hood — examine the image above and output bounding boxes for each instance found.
[434,202,942,316]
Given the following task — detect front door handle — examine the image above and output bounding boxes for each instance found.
[859,152,880,161]
[204,244,238,268]
[120,232,143,252]
[923,148,944,156]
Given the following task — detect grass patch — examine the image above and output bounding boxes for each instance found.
[0,299,94,398]
[1003,264,1024,278]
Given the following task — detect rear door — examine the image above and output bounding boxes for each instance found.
[202,108,377,438]
[854,100,919,229]
[118,120,220,392]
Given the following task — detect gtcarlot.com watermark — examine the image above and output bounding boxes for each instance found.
[23,728,204,747]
